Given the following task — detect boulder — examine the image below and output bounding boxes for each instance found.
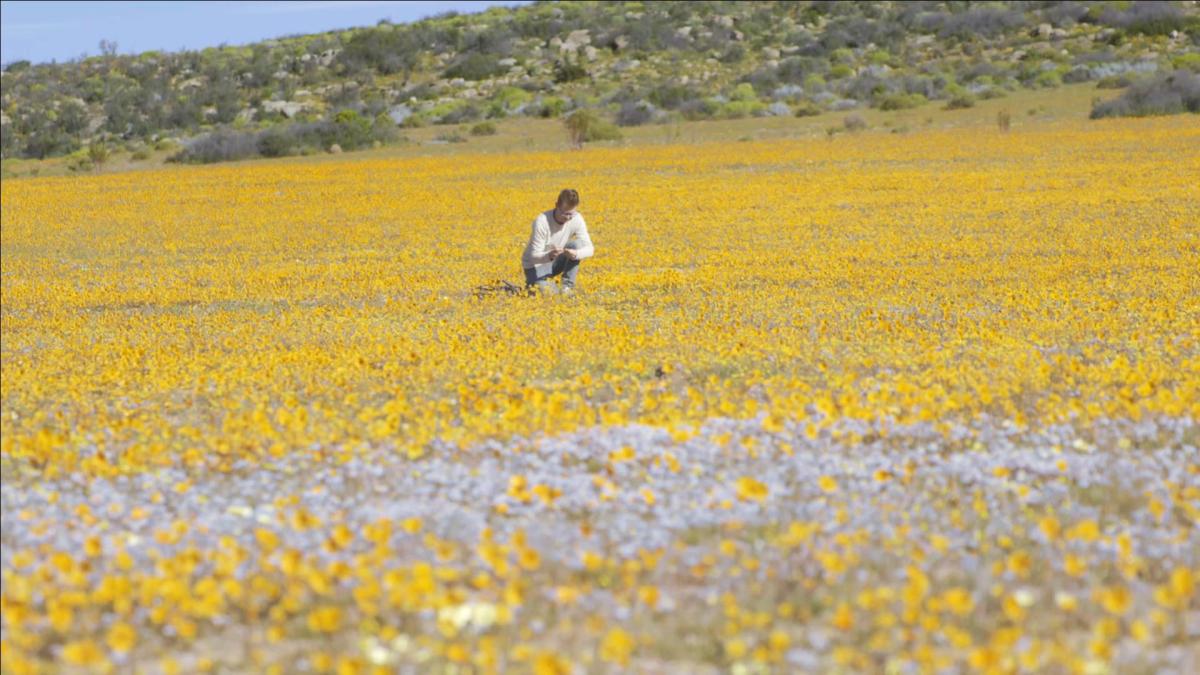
[562,29,591,52]
[388,105,412,125]
[676,26,693,39]
[731,30,744,42]
[762,47,781,60]
[328,144,342,154]
[86,115,106,135]
[263,100,305,118]
[498,57,517,67]
[714,15,735,28]
[584,46,598,62]
[613,35,629,52]
[1036,23,1053,39]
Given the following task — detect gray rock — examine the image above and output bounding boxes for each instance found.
[262,100,305,118]
[762,47,781,60]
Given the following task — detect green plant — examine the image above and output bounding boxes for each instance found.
[563,109,622,148]
[86,142,109,168]
[877,93,926,111]
[793,101,822,117]
[470,121,498,136]
[944,93,976,110]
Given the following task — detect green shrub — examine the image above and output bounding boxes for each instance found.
[470,121,498,136]
[444,53,505,81]
[131,147,152,161]
[718,100,767,119]
[793,101,822,117]
[563,109,622,147]
[944,93,976,110]
[1173,53,1200,73]
[1033,71,1062,89]
[492,86,532,110]
[829,64,853,79]
[877,93,926,111]
[553,59,589,83]
[87,142,109,166]
[538,96,567,118]
[1096,74,1134,90]
[730,83,758,102]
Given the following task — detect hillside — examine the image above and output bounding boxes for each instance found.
[1,0,1197,164]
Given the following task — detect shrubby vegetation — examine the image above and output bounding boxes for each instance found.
[2,1,1197,162]
[168,109,396,163]
[1090,70,1200,117]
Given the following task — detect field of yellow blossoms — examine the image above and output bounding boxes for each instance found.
[2,114,1199,674]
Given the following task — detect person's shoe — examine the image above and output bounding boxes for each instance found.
[560,285,576,297]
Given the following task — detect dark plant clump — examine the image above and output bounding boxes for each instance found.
[470,121,498,136]
[944,93,976,110]
[843,113,868,131]
[1090,71,1200,118]
[615,101,656,127]
[1098,2,1192,36]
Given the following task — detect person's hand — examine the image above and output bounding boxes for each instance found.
[548,247,564,260]
[563,249,578,260]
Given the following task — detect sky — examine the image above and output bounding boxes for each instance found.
[0,0,529,66]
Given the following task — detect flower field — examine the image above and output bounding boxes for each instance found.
[2,116,1198,674]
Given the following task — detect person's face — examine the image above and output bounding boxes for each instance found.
[555,203,578,223]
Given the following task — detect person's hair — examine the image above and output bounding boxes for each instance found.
[556,188,580,209]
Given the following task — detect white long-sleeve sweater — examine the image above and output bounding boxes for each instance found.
[520,209,594,269]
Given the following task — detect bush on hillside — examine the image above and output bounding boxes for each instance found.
[169,129,259,163]
[1099,2,1192,36]
[934,8,1027,40]
[444,53,505,81]
[554,59,589,84]
[616,101,656,127]
[1090,71,1200,118]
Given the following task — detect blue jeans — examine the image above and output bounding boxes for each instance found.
[524,243,581,292]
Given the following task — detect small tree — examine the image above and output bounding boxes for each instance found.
[99,39,118,57]
[87,141,109,168]
[563,109,621,149]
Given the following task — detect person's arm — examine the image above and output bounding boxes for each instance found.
[568,216,594,260]
[527,215,556,265]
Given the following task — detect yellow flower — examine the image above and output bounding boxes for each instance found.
[818,475,839,493]
[106,621,137,654]
[600,627,635,666]
[735,476,768,502]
